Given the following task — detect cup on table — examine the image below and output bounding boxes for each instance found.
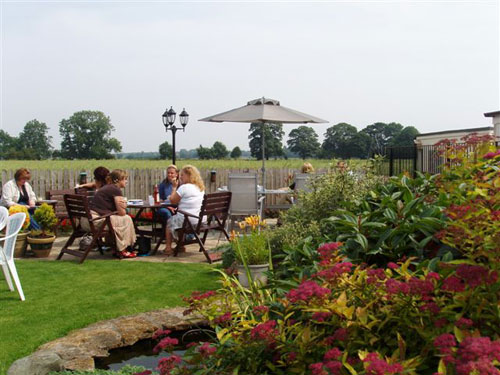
[148,195,154,205]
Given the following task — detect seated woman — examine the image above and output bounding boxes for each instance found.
[163,165,205,255]
[0,168,40,229]
[156,164,179,224]
[75,166,110,192]
[289,162,315,190]
[89,169,137,258]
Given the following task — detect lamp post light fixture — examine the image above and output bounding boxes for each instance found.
[162,106,189,165]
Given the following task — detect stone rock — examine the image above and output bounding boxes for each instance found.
[8,307,208,374]
[8,350,63,375]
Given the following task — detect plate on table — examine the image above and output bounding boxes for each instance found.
[128,199,143,205]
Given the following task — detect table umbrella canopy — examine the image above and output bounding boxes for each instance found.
[199,97,328,190]
[199,97,327,124]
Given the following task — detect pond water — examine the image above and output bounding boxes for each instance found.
[95,328,214,371]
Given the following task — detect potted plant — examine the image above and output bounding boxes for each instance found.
[4,205,31,257]
[27,203,58,258]
[232,215,271,287]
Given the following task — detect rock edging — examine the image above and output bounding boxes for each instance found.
[8,307,206,375]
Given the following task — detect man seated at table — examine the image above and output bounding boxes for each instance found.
[0,168,40,229]
[156,164,179,224]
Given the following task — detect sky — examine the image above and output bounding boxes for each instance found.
[1,0,499,153]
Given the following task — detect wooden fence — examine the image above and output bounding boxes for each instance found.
[0,168,328,207]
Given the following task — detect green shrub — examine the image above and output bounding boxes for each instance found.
[32,203,58,236]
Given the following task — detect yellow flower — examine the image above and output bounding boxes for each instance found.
[8,205,31,230]
[238,222,247,230]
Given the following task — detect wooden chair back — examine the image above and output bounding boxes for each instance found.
[45,189,74,220]
[175,191,232,263]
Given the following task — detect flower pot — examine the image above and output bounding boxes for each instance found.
[27,235,56,258]
[237,263,269,288]
[11,232,29,258]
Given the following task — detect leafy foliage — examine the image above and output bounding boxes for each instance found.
[32,203,58,236]
[230,146,242,159]
[287,126,320,159]
[158,141,173,160]
[59,110,122,159]
[321,123,371,159]
[360,122,403,155]
[249,122,285,160]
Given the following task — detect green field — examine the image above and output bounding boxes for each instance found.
[0,159,368,171]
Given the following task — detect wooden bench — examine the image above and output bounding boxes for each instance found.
[174,191,232,264]
[57,194,117,264]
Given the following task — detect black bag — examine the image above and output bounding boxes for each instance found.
[134,236,151,255]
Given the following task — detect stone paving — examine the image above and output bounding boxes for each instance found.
[22,230,231,264]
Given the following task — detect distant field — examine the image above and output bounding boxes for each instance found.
[0,158,369,171]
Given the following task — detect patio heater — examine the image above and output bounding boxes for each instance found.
[162,106,189,165]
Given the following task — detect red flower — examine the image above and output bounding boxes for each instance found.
[287,281,331,303]
[197,342,217,358]
[312,312,332,322]
[387,262,399,270]
[363,352,403,375]
[152,329,172,340]
[157,355,181,375]
[253,305,269,315]
[316,262,353,281]
[213,312,232,325]
[442,276,465,293]
[250,320,278,347]
[324,348,342,361]
[153,337,179,353]
[317,242,342,262]
[455,318,473,329]
[309,362,328,375]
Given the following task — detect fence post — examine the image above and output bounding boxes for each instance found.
[413,144,417,178]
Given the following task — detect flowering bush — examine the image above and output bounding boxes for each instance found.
[153,243,499,374]
[434,143,500,263]
[8,205,30,232]
[231,216,270,265]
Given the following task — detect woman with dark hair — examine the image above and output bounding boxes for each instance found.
[76,166,110,191]
[89,169,137,258]
[0,168,40,229]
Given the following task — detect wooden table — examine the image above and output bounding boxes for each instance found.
[127,202,176,254]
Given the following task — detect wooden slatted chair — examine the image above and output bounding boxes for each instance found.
[174,191,232,264]
[56,194,116,264]
[45,189,75,234]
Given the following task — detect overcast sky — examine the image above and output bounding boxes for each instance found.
[1,0,499,153]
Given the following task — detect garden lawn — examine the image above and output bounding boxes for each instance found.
[0,260,219,375]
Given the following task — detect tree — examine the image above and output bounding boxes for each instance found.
[347,132,372,159]
[18,119,53,159]
[0,130,17,159]
[287,126,320,159]
[249,122,285,160]
[391,126,420,147]
[59,111,122,159]
[159,141,173,160]
[211,141,229,159]
[196,145,214,160]
[230,146,242,159]
[360,122,403,155]
[321,123,358,159]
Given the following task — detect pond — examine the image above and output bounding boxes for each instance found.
[95,328,214,371]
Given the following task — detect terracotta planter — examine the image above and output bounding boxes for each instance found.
[237,263,269,288]
[27,235,56,258]
[13,232,29,258]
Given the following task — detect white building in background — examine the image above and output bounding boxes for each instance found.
[414,110,499,174]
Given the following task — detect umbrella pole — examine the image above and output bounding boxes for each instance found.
[261,122,266,191]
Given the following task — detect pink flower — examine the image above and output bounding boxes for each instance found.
[309,362,328,375]
[442,275,465,292]
[434,333,457,364]
[324,348,342,361]
[157,355,182,375]
[153,337,179,353]
[312,312,332,322]
[253,305,269,315]
[455,318,473,329]
[433,318,448,328]
[317,242,342,262]
[213,312,232,325]
[363,352,404,375]
[385,279,410,295]
[454,337,500,375]
[250,320,278,347]
[287,352,297,361]
[197,342,217,358]
[367,268,387,284]
[483,149,500,159]
[152,329,172,340]
[287,281,331,303]
[420,302,440,314]
[324,360,343,374]
[387,262,399,270]
[316,262,353,281]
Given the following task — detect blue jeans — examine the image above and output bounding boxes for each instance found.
[20,204,41,230]
[157,207,173,223]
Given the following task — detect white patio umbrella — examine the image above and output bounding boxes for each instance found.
[199,97,327,188]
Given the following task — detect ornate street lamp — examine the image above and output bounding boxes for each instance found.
[162,106,189,165]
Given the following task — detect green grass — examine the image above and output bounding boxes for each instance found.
[0,158,368,171]
[0,260,219,375]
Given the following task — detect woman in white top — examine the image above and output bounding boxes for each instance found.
[0,168,40,229]
[164,165,205,255]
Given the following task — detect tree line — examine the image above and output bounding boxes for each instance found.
[0,110,419,160]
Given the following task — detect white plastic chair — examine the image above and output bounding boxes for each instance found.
[0,212,27,301]
[0,206,8,232]
[228,174,266,225]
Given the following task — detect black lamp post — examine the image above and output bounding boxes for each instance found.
[162,106,189,165]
